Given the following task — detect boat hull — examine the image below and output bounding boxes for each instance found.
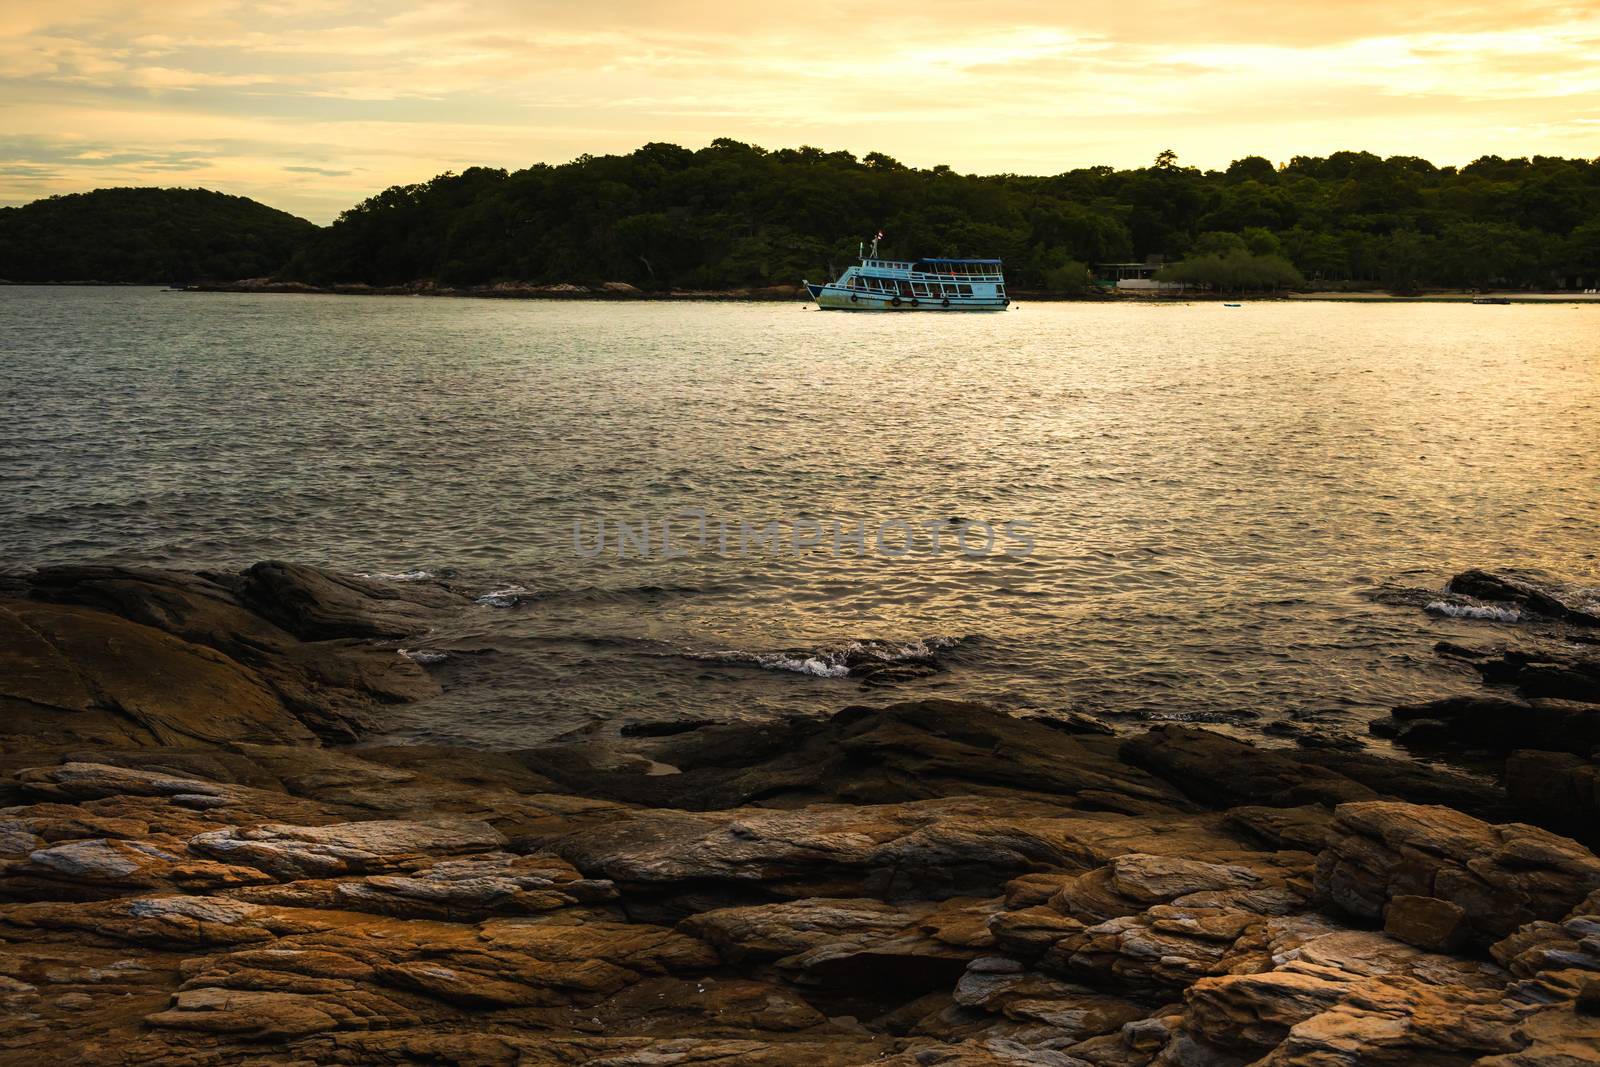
[805,282,1006,312]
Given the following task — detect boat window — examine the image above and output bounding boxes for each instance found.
[912,282,929,297]
[899,280,913,297]
[959,284,973,296]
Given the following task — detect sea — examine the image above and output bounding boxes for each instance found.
[3,285,1597,748]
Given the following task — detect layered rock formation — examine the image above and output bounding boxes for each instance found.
[1,563,1598,1065]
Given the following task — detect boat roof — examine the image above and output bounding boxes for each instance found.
[918,257,1002,265]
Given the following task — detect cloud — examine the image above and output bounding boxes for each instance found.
[1,1,1597,220]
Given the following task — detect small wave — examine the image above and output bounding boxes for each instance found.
[358,569,434,582]
[753,655,853,678]
[399,648,450,664]
[475,585,529,607]
[515,582,707,604]
[1424,599,1522,623]
[692,636,967,680]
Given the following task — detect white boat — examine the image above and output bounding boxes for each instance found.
[804,236,1008,312]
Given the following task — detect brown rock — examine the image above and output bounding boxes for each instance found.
[1314,801,1600,944]
[1383,895,1470,952]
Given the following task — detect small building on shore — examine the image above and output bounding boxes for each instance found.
[1095,258,1184,293]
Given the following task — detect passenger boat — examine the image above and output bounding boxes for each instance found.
[804,235,1008,312]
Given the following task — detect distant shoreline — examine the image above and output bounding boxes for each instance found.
[6,280,1599,304]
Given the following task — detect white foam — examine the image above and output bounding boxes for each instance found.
[1425,599,1522,622]
[764,655,852,678]
[358,569,433,582]
[475,585,528,607]
[399,649,449,664]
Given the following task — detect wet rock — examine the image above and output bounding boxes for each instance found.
[1446,569,1600,627]
[1315,801,1600,944]
[620,718,719,738]
[1380,694,1600,756]
[1019,712,1118,736]
[7,562,463,746]
[0,599,321,747]
[522,701,1199,815]
[235,560,458,641]
[1119,725,1505,815]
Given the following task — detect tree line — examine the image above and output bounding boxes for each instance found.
[0,187,316,284]
[5,143,1600,291]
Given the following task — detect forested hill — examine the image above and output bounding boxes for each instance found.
[289,142,1600,290]
[0,188,316,284]
[6,144,1600,289]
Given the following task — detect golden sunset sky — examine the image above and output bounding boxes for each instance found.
[3,1,1598,222]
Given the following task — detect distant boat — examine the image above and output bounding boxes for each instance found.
[1472,296,1510,305]
[1224,303,1242,307]
[804,235,1008,312]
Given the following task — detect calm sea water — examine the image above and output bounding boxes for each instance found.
[3,286,1597,747]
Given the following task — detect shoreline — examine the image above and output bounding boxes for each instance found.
[2,559,1598,1062]
[8,279,1600,304]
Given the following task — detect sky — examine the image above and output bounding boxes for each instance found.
[2,1,1598,223]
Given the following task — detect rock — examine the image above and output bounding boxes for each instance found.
[681,898,928,964]
[5,559,1600,1065]
[1381,694,1600,756]
[1383,895,1470,952]
[620,719,719,738]
[6,562,463,746]
[1018,712,1117,736]
[1315,801,1600,944]
[235,560,457,640]
[1221,806,1336,852]
[1506,750,1600,845]
[228,852,619,921]
[1047,852,1311,924]
[522,701,1199,815]
[531,797,1248,912]
[188,818,506,879]
[1119,725,1505,815]
[987,907,1088,962]
[0,599,320,747]
[1446,569,1600,627]
[682,896,987,998]
[951,959,1146,1038]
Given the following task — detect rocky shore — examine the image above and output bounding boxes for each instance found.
[2,563,1598,1065]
